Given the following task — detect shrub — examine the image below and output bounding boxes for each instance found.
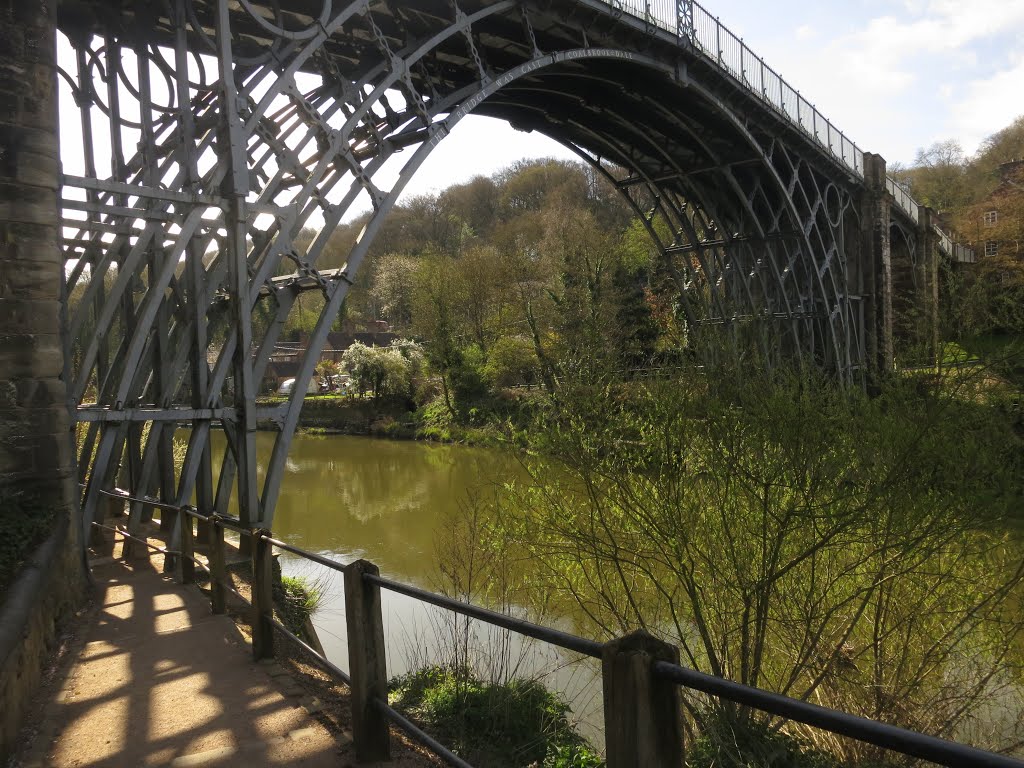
[389,665,600,767]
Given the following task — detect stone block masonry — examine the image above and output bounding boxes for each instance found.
[0,0,85,761]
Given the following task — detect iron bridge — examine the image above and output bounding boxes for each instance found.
[55,0,969,535]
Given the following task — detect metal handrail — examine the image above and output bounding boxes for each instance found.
[365,572,604,658]
[89,499,1021,766]
[89,520,181,559]
[372,699,473,768]
[252,530,1022,767]
[653,661,1023,768]
[97,486,184,513]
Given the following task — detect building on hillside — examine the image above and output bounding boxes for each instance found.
[259,324,399,392]
[962,159,1024,260]
[321,329,398,362]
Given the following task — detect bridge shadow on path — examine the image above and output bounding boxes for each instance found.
[20,536,356,768]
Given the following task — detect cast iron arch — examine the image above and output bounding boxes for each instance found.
[60,0,864,536]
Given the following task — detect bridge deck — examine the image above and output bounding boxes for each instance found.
[16,538,432,768]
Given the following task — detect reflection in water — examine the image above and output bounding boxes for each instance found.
[208,431,605,742]
[213,431,525,575]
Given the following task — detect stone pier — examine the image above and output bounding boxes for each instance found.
[860,152,894,386]
[0,1,84,760]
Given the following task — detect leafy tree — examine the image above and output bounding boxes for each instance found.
[489,369,1024,761]
[954,254,1024,336]
[314,359,341,392]
[909,139,969,213]
[369,253,419,330]
[341,341,417,399]
[455,245,509,352]
[411,251,468,414]
[482,336,540,389]
[976,115,1024,170]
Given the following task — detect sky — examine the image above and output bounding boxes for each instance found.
[410,0,1024,198]
[57,0,1024,218]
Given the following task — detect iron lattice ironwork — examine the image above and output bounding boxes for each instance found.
[57,0,923,535]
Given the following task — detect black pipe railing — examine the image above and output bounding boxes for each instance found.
[90,490,1024,768]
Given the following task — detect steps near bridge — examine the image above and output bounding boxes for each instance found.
[11,535,433,768]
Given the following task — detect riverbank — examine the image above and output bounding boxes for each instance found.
[259,393,420,439]
[257,388,543,448]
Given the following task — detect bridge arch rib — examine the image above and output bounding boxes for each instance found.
[61,0,866,534]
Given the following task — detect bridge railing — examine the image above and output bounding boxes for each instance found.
[90,487,1024,767]
[887,178,921,225]
[688,3,864,177]
[597,0,975,261]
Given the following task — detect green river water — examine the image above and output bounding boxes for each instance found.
[210,431,607,739]
[203,430,1023,754]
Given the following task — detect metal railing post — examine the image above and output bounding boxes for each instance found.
[252,529,275,660]
[344,559,390,763]
[177,507,195,585]
[602,630,683,767]
[209,514,226,614]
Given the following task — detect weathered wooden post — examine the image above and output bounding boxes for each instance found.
[344,559,390,763]
[252,530,275,660]
[208,515,226,615]
[602,630,684,768]
[177,507,195,585]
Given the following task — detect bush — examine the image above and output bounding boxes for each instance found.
[389,665,600,767]
[342,340,424,399]
[483,336,540,389]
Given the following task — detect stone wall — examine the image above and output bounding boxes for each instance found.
[0,0,85,759]
[0,517,83,762]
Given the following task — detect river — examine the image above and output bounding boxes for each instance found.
[205,430,1024,756]
[210,431,607,741]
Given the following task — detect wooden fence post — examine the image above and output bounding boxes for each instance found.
[252,530,275,660]
[344,559,390,763]
[208,515,226,615]
[177,507,195,585]
[602,630,684,768]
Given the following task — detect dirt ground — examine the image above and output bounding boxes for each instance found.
[8,531,440,768]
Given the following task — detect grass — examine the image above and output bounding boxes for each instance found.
[273,573,323,638]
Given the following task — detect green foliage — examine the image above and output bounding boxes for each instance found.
[450,344,489,404]
[389,665,600,768]
[341,340,423,399]
[954,256,1024,337]
[687,715,839,768]
[283,291,326,339]
[0,487,55,600]
[491,366,1024,761]
[265,393,415,436]
[349,158,685,403]
[482,336,540,389]
[543,744,604,768]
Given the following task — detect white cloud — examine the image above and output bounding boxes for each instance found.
[947,53,1024,154]
[795,24,815,40]
[743,0,1024,161]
